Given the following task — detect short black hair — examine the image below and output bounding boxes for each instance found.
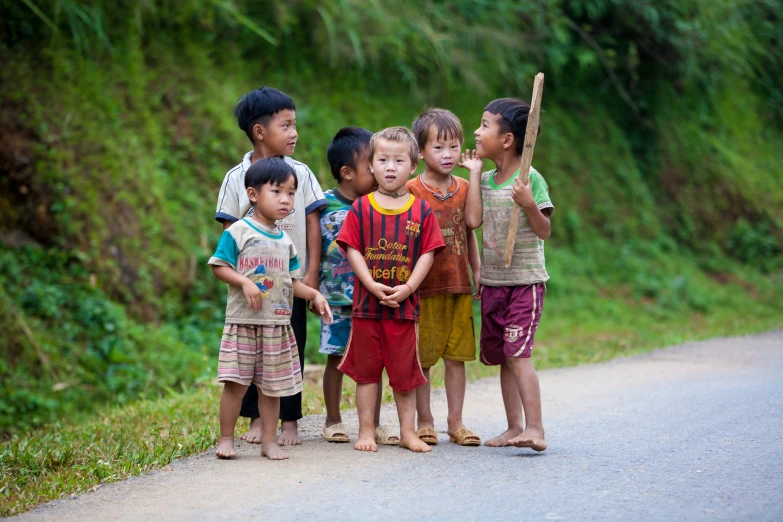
[234,87,296,143]
[244,157,298,191]
[326,126,373,183]
[484,98,540,155]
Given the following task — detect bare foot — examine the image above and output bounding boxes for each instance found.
[278,420,301,446]
[354,433,378,452]
[216,437,236,459]
[484,427,524,447]
[261,441,289,460]
[509,428,547,452]
[399,433,432,453]
[240,417,263,444]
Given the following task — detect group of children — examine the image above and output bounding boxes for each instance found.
[209,87,553,460]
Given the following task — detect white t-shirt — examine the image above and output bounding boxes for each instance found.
[208,219,301,325]
[215,152,326,274]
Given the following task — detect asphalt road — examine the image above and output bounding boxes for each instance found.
[11,331,783,522]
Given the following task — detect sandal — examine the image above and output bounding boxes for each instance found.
[374,425,400,445]
[416,427,439,445]
[449,427,481,446]
[323,423,350,443]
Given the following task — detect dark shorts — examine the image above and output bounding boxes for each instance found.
[480,283,545,366]
[338,318,426,393]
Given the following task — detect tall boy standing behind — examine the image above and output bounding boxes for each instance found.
[407,109,482,447]
[319,127,397,445]
[463,98,553,451]
[215,87,326,446]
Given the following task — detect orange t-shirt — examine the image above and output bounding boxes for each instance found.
[406,175,472,297]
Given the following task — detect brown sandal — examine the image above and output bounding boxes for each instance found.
[449,427,481,446]
[416,427,439,445]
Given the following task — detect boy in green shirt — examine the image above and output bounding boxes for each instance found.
[463,98,553,452]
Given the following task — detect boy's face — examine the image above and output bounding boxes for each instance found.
[343,145,377,197]
[370,139,417,193]
[419,126,462,176]
[254,109,298,157]
[247,176,297,224]
[474,111,507,159]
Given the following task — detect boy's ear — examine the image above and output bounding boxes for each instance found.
[340,165,354,181]
[246,186,258,204]
[252,123,265,142]
[418,149,425,160]
[502,132,514,151]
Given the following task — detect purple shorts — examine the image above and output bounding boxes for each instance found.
[480,283,545,365]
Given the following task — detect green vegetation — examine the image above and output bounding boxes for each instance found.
[1,0,782,513]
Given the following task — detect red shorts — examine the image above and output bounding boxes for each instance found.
[480,283,545,366]
[338,318,426,393]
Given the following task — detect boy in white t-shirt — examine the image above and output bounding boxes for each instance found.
[210,157,332,460]
[215,87,326,446]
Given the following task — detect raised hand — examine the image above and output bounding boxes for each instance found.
[459,149,483,176]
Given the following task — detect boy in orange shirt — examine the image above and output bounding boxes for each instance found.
[407,109,482,446]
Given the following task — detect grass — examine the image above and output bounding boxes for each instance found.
[2,301,780,517]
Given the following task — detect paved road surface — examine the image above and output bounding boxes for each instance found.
[11,332,783,521]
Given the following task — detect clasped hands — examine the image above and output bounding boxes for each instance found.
[368,282,413,308]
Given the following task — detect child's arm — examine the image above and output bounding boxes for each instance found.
[345,246,396,306]
[211,266,263,312]
[303,211,321,289]
[467,229,482,300]
[292,280,333,323]
[461,150,484,229]
[510,180,551,240]
[382,251,436,305]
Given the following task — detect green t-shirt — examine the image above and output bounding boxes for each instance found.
[480,167,553,286]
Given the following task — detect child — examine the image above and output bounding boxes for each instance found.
[462,98,553,452]
[336,127,445,453]
[407,108,482,447]
[209,157,332,460]
[319,127,399,445]
[214,87,326,446]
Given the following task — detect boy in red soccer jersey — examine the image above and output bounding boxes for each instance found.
[336,127,445,453]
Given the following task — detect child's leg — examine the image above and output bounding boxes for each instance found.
[323,355,344,428]
[355,382,379,452]
[238,385,262,444]
[444,359,467,434]
[217,381,249,458]
[374,383,383,428]
[396,389,431,453]
[505,357,547,451]
[278,297,307,446]
[415,366,435,431]
[484,361,525,447]
[257,389,288,460]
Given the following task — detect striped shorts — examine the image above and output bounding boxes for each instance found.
[217,323,303,397]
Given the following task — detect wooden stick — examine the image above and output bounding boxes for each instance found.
[503,72,545,268]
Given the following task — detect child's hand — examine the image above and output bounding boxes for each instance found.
[381,284,412,305]
[472,270,482,301]
[459,149,483,177]
[510,177,536,209]
[369,282,394,302]
[310,292,334,324]
[241,281,264,312]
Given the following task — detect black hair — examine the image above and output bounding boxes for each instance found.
[234,87,296,143]
[484,98,540,155]
[244,157,298,191]
[326,126,373,182]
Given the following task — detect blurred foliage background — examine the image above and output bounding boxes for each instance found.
[1,0,782,434]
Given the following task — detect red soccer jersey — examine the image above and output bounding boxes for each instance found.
[337,193,445,321]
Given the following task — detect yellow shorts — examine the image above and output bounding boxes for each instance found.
[418,293,476,369]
